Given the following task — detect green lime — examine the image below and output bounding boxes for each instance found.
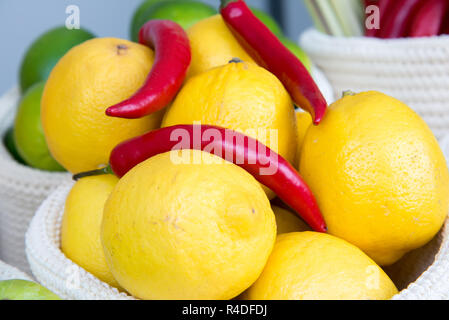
[251,7,283,37]
[130,0,216,41]
[3,127,26,164]
[0,280,61,300]
[19,26,95,93]
[14,82,65,171]
[280,37,312,73]
[131,0,168,41]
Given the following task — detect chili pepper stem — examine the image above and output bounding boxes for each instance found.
[73,166,114,181]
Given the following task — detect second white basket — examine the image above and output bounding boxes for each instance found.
[301,29,449,139]
[0,87,70,273]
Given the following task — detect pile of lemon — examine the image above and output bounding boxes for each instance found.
[14,0,449,300]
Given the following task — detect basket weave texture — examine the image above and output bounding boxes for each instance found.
[301,30,449,140]
[0,87,70,273]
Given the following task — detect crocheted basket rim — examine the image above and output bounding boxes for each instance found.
[0,259,32,281]
[26,133,449,300]
[300,29,449,64]
[301,28,449,47]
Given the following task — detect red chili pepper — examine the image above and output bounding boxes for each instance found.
[106,20,191,119]
[365,0,393,37]
[73,125,327,233]
[378,0,423,38]
[440,12,449,35]
[409,0,449,37]
[220,0,327,125]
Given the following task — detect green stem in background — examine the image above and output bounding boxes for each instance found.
[313,0,345,36]
[72,166,114,181]
[304,0,329,34]
[304,0,365,37]
[330,0,364,36]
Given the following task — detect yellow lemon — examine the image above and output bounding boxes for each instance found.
[295,110,312,164]
[102,150,276,300]
[187,15,255,78]
[272,205,310,234]
[300,91,449,266]
[162,60,297,198]
[245,232,398,300]
[42,38,164,173]
[61,174,119,288]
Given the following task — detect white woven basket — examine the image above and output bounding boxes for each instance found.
[300,29,449,139]
[0,87,71,273]
[0,259,32,281]
[25,135,449,300]
[26,181,134,300]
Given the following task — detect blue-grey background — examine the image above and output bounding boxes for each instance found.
[0,0,313,94]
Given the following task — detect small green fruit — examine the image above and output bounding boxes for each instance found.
[130,0,216,41]
[19,26,94,93]
[14,82,65,171]
[0,280,61,300]
[3,127,26,164]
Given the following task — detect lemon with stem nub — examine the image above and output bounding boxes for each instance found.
[300,91,449,266]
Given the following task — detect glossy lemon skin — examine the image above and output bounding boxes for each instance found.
[42,38,164,173]
[245,232,398,300]
[295,110,313,165]
[187,15,255,78]
[162,61,298,198]
[102,150,276,300]
[272,205,310,234]
[300,91,449,265]
[61,175,120,288]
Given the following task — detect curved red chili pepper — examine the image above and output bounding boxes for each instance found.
[365,0,394,37]
[220,0,327,125]
[106,20,191,119]
[378,0,423,38]
[73,125,327,233]
[409,0,449,37]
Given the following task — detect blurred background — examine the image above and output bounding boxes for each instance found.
[0,0,313,94]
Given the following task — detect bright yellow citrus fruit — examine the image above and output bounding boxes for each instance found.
[300,91,449,266]
[42,38,164,173]
[272,205,310,234]
[162,60,297,198]
[245,232,398,300]
[187,15,255,78]
[61,174,120,288]
[102,150,276,300]
[295,110,312,165]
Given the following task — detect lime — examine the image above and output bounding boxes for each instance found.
[250,7,283,37]
[19,26,94,93]
[3,127,25,164]
[281,37,312,73]
[130,0,216,41]
[14,82,65,171]
[130,0,167,41]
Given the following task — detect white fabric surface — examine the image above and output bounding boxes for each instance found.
[0,259,32,281]
[0,87,71,273]
[300,29,449,139]
[25,135,449,300]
